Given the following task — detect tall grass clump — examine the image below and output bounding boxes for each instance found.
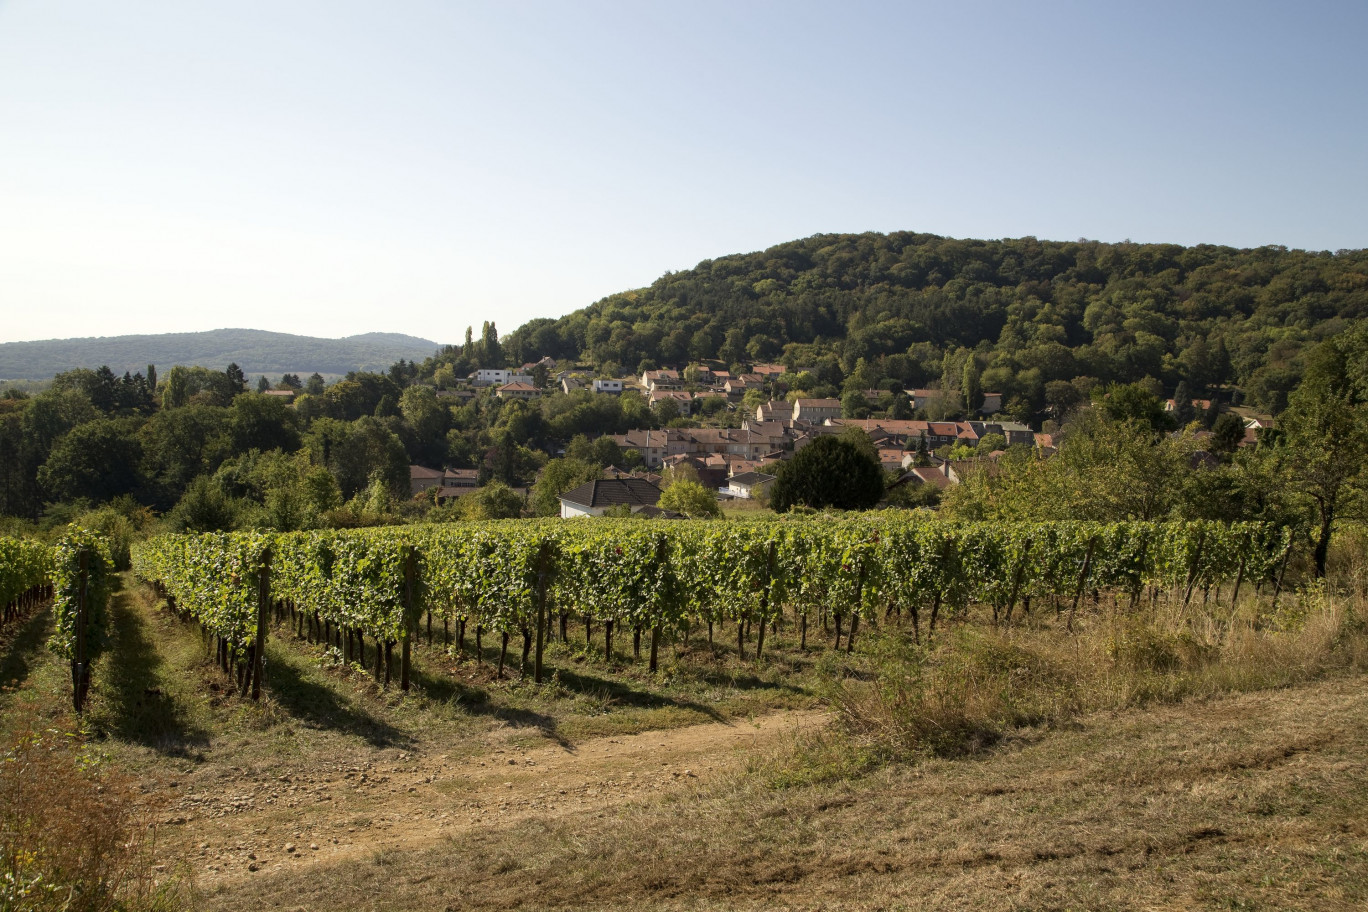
[0,718,186,912]
[829,584,1368,764]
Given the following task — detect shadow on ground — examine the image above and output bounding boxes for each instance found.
[264,643,413,749]
[94,588,212,757]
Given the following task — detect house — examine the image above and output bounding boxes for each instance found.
[980,421,1035,447]
[1164,398,1214,413]
[727,471,776,500]
[640,369,681,391]
[592,378,624,394]
[723,378,758,399]
[520,356,556,372]
[903,466,953,490]
[980,392,1003,414]
[437,389,475,404]
[750,363,787,380]
[560,378,584,394]
[661,454,728,491]
[443,468,479,488]
[757,400,795,423]
[792,398,842,423]
[612,429,682,468]
[409,465,445,497]
[496,381,540,399]
[648,389,695,411]
[471,369,524,387]
[559,478,663,518]
[909,389,944,410]
[877,447,907,471]
[263,389,296,401]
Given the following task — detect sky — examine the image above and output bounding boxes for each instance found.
[1,1,1365,346]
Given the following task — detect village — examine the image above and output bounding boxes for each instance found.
[401,356,1277,519]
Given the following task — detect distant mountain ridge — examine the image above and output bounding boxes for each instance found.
[0,328,445,380]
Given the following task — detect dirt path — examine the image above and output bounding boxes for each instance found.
[161,707,827,885]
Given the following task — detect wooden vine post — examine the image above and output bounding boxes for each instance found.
[251,548,271,701]
[401,547,416,691]
[648,535,667,673]
[72,548,90,713]
[755,541,777,664]
[1003,538,1032,626]
[1066,537,1097,633]
[1182,528,1208,607]
[534,539,551,683]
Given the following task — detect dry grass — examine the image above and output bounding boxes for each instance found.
[0,712,188,912]
[826,584,1368,766]
[198,674,1368,911]
[5,568,1368,911]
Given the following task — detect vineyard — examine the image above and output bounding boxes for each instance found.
[1,527,115,710]
[128,515,1293,697]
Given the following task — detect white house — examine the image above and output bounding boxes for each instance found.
[593,378,624,394]
[726,471,776,500]
[471,369,533,387]
[558,478,663,518]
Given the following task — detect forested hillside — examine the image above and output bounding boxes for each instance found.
[491,233,1368,416]
[0,329,443,380]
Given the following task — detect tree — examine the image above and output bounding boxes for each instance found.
[719,328,747,366]
[1210,412,1245,454]
[841,390,868,419]
[481,321,503,368]
[305,373,326,396]
[227,393,300,455]
[256,376,270,394]
[976,432,1006,454]
[1280,340,1368,576]
[530,457,601,516]
[460,481,523,520]
[658,478,721,518]
[962,357,982,413]
[769,436,885,512]
[651,396,682,427]
[1097,382,1166,430]
[38,418,145,503]
[1171,380,1196,426]
[1044,380,1083,420]
[913,435,931,467]
[225,363,247,396]
[167,475,240,532]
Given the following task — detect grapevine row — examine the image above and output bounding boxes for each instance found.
[132,516,1291,689]
[0,528,115,711]
[1,535,51,627]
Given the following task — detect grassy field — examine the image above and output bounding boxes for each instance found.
[2,572,1367,910]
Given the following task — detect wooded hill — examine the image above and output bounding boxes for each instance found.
[491,233,1368,415]
[0,329,444,381]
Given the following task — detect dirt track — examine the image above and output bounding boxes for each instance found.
[162,708,827,884]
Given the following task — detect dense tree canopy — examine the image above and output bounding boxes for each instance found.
[769,436,885,512]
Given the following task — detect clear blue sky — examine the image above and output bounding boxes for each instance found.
[1,0,1364,345]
